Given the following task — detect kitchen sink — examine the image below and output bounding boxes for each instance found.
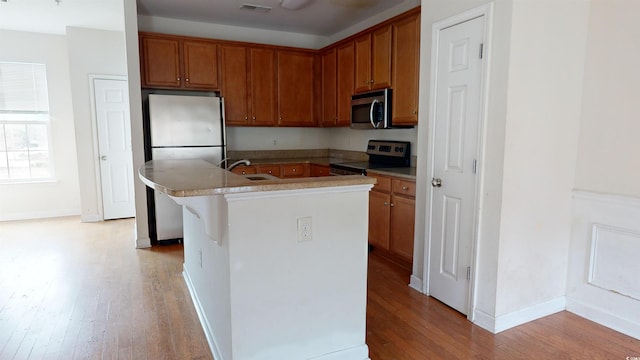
[242,173,279,181]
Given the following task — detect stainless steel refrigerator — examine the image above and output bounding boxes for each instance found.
[148,94,225,242]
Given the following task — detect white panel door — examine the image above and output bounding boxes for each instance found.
[428,16,484,315]
[95,79,135,220]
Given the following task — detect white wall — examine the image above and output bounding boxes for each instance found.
[492,0,589,328]
[66,27,128,222]
[124,0,150,248]
[573,0,640,198]
[567,0,640,339]
[0,30,81,221]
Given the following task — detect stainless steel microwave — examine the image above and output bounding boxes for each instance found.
[351,89,392,129]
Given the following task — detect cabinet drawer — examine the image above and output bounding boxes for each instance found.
[392,178,416,197]
[256,165,281,177]
[369,174,392,193]
[231,165,257,175]
[311,164,331,177]
[282,164,306,177]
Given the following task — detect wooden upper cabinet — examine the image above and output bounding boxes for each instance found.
[140,34,220,90]
[220,45,249,126]
[277,50,316,127]
[354,25,392,93]
[336,42,355,127]
[183,40,219,89]
[249,48,277,126]
[371,25,392,90]
[392,13,420,125]
[321,48,337,127]
[141,36,181,88]
[354,34,372,93]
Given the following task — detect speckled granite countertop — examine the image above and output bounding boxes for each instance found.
[139,159,376,197]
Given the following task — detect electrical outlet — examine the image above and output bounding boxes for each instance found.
[297,217,312,242]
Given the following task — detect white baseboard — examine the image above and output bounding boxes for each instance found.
[0,208,79,222]
[81,213,101,222]
[308,345,370,360]
[472,308,496,333]
[567,297,640,340]
[183,267,225,360]
[472,297,565,333]
[494,296,565,333]
[135,236,151,249]
[409,275,424,293]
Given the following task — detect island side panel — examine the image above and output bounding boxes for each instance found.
[182,195,233,360]
[225,187,371,360]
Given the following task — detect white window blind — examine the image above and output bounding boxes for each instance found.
[0,62,53,181]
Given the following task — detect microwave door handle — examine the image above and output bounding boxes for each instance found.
[370,99,379,128]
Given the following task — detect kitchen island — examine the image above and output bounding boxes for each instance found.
[139,159,375,360]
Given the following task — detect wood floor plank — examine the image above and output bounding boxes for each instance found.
[1,217,639,360]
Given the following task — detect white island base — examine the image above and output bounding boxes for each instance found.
[173,185,372,360]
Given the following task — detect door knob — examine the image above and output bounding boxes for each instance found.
[431,178,442,187]
[101,155,107,161]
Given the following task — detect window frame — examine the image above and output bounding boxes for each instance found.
[0,61,55,184]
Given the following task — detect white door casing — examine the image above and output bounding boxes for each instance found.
[94,78,135,220]
[427,15,485,315]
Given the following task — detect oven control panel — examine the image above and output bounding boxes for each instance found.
[366,140,410,158]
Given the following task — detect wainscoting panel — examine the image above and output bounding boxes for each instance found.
[589,224,640,301]
[567,190,640,340]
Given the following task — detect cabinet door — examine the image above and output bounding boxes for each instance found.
[369,190,391,250]
[354,34,372,93]
[249,48,277,126]
[321,48,337,127]
[183,40,219,90]
[220,45,249,125]
[277,51,316,126]
[336,42,355,127]
[392,14,420,125]
[371,25,392,90]
[141,36,181,88]
[390,195,415,262]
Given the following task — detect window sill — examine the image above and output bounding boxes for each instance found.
[0,178,58,185]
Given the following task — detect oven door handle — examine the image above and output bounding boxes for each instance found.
[370,99,379,128]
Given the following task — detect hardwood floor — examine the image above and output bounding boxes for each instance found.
[1,217,638,359]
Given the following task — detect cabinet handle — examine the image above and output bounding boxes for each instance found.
[244,116,248,120]
[384,202,388,206]
[177,77,181,81]
[292,168,296,172]
[370,79,374,84]
[185,78,190,82]
[268,170,272,174]
[390,203,395,207]
[412,110,417,114]
[252,116,256,120]
[402,186,409,190]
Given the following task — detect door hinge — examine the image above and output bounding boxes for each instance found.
[466,266,471,280]
[472,159,477,174]
[479,43,484,59]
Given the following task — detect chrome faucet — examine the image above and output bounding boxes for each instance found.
[227,159,251,170]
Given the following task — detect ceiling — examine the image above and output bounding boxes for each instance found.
[0,0,417,37]
[0,0,124,35]
[138,0,412,36]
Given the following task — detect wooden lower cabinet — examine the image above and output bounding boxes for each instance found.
[230,165,257,175]
[255,164,281,177]
[310,164,331,177]
[368,174,415,266]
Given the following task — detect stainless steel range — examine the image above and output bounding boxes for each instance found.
[330,140,411,176]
